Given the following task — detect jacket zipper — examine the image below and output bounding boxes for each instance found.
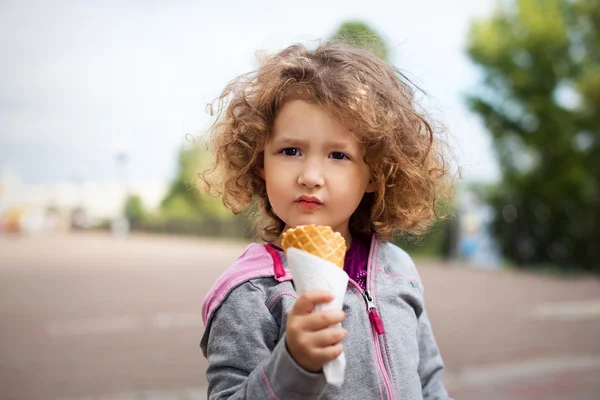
[348,236,394,400]
[363,289,385,335]
[264,241,394,398]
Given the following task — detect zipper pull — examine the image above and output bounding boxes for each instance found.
[363,290,385,335]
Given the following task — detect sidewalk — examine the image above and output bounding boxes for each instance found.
[446,355,600,400]
[66,388,207,400]
[2,234,599,400]
[66,360,600,400]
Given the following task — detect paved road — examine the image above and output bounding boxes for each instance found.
[1,233,599,399]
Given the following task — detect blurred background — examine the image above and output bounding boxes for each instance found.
[1,1,599,399]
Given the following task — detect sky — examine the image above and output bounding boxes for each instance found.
[0,0,500,186]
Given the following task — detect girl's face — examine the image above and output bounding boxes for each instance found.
[261,100,375,246]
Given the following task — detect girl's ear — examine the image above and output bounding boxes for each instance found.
[366,179,376,193]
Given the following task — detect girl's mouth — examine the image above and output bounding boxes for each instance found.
[296,200,322,211]
[295,195,323,211]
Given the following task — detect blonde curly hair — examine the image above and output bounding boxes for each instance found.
[200,42,454,242]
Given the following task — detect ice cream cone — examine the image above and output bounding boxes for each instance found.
[281,225,346,269]
[282,225,349,387]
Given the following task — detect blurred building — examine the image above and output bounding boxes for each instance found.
[0,167,167,235]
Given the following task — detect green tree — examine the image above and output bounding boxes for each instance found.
[466,0,600,272]
[124,193,146,223]
[330,21,389,61]
[160,140,231,220]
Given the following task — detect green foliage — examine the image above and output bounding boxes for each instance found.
[123,193,146,223]
[392,198,457,258]
[466,0,600,273]
[160,140,232,221]
[330,21,389,61]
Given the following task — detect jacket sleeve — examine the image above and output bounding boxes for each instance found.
[201,280,328,399]
[417,309,454,400]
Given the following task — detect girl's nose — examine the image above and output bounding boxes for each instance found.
[297,159,325,188]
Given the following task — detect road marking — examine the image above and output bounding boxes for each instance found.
[530,299,600,321]
[444,354,600,389]
[46,316,139,337]
[45,312,203,337]
[152,312,202,329]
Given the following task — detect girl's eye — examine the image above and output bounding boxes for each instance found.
[281,147,300,156]
[330,151,348,160]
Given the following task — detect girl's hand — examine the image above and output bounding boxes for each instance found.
[285,290,347,373]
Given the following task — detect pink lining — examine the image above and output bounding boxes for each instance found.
[264,244,286,279]
[266,290,298,310]
[371,240,397,390]
[201,244,293,325]
[260,365,281,400]
[377,268,423,290]
[368,237,394,399]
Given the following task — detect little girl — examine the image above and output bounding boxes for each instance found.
[200,42,454,399]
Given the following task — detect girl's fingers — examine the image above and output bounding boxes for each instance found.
[311,343,345,364]
[308,327,348,348]
[290,290,334,316]
[301,309,345,331]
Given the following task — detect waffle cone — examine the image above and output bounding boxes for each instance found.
[281,225,346,269]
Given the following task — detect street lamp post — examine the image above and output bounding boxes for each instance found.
[112,147,130,237]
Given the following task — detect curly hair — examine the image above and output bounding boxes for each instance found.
[200,42,454,242]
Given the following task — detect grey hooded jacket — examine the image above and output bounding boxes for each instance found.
[200,236,453,399]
